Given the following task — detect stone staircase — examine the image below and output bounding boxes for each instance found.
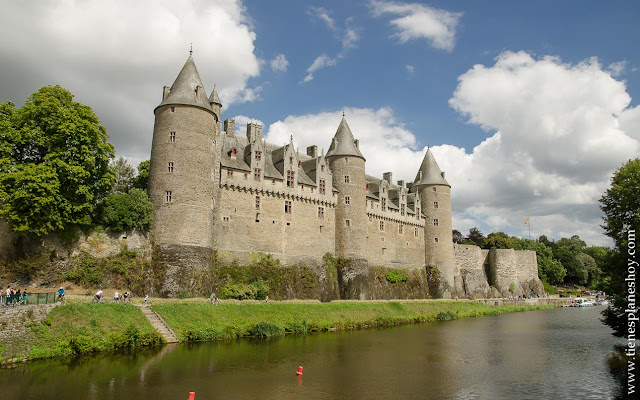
[137,305,180,343]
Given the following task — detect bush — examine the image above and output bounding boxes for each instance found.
[436,311,457,321]
[62,252,103,285]
[250,322,284,337]
[97,188,152,232]
[385,269,409,284]
[219,280,270,300]
[6,252,51,279]
[542,281,558,295]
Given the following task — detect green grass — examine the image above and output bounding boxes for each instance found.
[152,300,554,341]
[27,303,163,360]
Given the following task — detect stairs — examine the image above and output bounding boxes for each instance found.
[137,305,180,343]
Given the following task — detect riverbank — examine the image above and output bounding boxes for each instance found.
[1,299,554,363]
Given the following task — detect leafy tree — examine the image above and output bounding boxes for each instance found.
[576,252,600,288]
[112,156,135,194]
[98,188,152,232]
[482,232,515,249]
[133,160,150,191]
[538,256,566,284]
[0,86,115,235]
[553,246,587,284]
[556,235,586,255]
[599,158,640,336]
[466,227,485,247]
[452,229,464,244]
[583,246,610,269]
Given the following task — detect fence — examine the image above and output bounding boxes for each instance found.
[1,292,58,307]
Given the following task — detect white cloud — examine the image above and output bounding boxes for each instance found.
[302,55,337,83]
[607,60,628,77]
[230,115,265,137]
[370,0,462,51]
[0,0,260,163]
[268,52,639,245]
[406,64,415,77]
[307,6,336,31]
[270,54,289,72]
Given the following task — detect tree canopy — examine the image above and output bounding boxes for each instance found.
[133,160,149,191]
[97,188,152,232]
[0,86,115,235]
[112,156,135,194]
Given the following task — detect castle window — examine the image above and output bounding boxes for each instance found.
[433,218,439,227]
[434,201,439,209]
[402,194,405,201]
[311,187,314,193]
[380,221,384,231]
[255,213,260,223]
[169,131,176,142]
[255,151,262,161]
[381,198,386,211]
[168,162,174,173]
[434,237,439,243]
[231,148,238,159]
[318,207,324,219]
[287,170,295,187]
[416,208,420,219]
[345,219,351,227]
[366,183,369,191]
[298,161,302,168]
[255,196,260,210]
[382,187,386,194]
[254,168,261,181]
[223,216,229,222]
[171,107,175,112]
[284,200,292,214]
[289,156,293,165]
[433,187,437,191]
[165,191,172,203]
[244,173,248,180]
[345,196,350,205]
[401,204,405,216]
[345,157,349,163]
[344,175,350,183]
[415,228,419,237]
[272,179,276,185]
[319,179,326,195]
[381,237,385,242]
[227,170,233,178]
[399,224,404,234]
[321,165,325,172]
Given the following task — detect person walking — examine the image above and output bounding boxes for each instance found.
[210,291,219,305]
[114,291,120,303]
[57,287,65,303]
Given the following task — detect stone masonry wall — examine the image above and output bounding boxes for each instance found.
[453,244,492,299]
[0,304,57,361]
[366,214,425,269]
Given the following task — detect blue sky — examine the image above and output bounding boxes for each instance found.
[0,0,639,246]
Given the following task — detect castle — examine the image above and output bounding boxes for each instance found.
[148,55,544,299]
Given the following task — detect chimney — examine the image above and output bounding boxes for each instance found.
[383,172,393,184]
[307,145,318,158]
[224,118,235,137]
[354,139,359,149]
[247,122,263,143]
[162,86,170,101]
[397,180,405,188]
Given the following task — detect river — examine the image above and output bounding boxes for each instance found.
[0,306,624,399]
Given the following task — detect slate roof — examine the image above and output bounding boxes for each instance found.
[413,148,450,187]
[326,117,365,161]
[209,86,222,105]
[159,56,212,112]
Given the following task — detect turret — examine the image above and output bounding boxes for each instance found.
[326,117,367,259]
[209,85,222,122]
[148,54,217,251]
[411,148,454,296]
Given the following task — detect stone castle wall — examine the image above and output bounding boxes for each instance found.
[0,304,57,361]
[366,212,425,269]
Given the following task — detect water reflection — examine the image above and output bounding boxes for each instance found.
[0,307,624,399]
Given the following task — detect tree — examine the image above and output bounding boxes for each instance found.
[133,160,150,191]
[576,252,600,288]
[482,232,515,249]
[98,188,152,232]
[553,246,587,284]
[0,86,115,235]
[452,229,464,244]
[112,156,135,194]
[556,235,586,254]
[599,158,640,336]
[466,227,485,247]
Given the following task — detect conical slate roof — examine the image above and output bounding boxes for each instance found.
[159,56,212,112]
[325,117,365,161]
[209,86,222,105]
[413,148,450,187]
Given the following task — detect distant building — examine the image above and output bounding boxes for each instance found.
[148,55,544,299]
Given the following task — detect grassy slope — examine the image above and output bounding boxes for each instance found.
[27,303,163,359]
[153,300,555,341]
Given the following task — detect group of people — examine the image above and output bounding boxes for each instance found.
[3,286,28,306]
[93,289,132,303]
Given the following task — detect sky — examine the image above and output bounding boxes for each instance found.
[1,0,639,246]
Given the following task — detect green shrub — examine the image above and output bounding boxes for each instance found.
[7,253,52,279]
[385,268,409,283]
[250,322,284,337]
[542,281,558,295]
[508,282,516,294]
[62,251,103,285]
[97,188,152,232]
[436,311,457,321]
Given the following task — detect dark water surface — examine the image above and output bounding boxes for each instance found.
[1,306,623,399]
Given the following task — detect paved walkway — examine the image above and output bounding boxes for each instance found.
[136,305,180,343]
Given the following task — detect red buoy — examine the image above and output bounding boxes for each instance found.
[296,366,303,375]
[187,392,195,400]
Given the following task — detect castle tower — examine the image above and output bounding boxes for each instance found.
[412,148,454,295]
[148,55,217,294]
[326,117,367,259]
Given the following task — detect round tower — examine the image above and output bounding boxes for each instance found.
[411,148,454,296]
[326,117,367,259]
[148,54,217,250]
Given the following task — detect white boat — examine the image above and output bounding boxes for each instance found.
[576,298,594,307]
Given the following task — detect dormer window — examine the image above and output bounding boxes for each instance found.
[381,198,386,211]
[298,161,302,168]
[255,151,262,161]
[321,165,325,172]
[289,157,293,165]
[366,183,369,190]
[230,147,238,159]
[401,204,405,216]
[287,170,295,187]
